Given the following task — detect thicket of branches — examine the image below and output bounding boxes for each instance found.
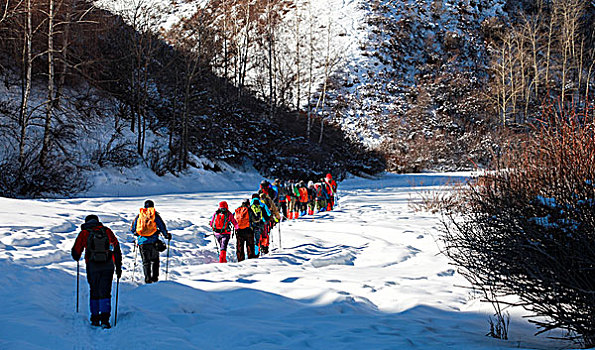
[442,103,595,347]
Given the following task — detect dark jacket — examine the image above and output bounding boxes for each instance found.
[72,220,122,272]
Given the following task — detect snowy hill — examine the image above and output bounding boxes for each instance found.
[0,174,576,349]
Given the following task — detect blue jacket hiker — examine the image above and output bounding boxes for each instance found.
[130,200,171,284]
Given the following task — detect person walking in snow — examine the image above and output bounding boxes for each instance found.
[130,200,171,284]
[324,173,338,210]
[234,199,256,262]
[209,201,239,263]
[71,215,123,329]
[250,195,271,256]
[307,181,316,215]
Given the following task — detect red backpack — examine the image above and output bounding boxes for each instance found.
[235,207,250,229]
[212,209,230,233]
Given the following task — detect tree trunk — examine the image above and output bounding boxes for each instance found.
[41,0,55,168]
[18,0,33,169]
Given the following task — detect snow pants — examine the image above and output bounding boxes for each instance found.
[288,198,298,214]
[215,233,231,251]
[252,223,263,256]
[236,228,255,261]
[315,199,326,212]
[140,243,160,282]
[86,263,113,316]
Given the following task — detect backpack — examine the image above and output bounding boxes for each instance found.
[235,206,250,229]
[212,209,230,233]
[86,227,110,263]
[251,204,262,222]
[137,207,157,237]
[315,184,323,198]
[299,187,308,202]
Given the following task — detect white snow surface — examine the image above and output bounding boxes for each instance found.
[0,173,576,349]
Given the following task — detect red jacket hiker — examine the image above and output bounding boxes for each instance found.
[71,215,122,329]
[209,201,239,263]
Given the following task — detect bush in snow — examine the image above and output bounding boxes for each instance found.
[443,103,595,347]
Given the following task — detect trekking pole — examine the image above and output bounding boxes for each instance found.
[114,276,120,327]
[165,239,170,281]
[132,242,138,284]
[76,260,79,313]
[278,221,282,250]
[213,232,220,255]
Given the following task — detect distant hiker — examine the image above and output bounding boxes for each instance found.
[288,180,300,219]
[259,191,281,224]
[324,173,338,210]
[250,195,271,256]
[234,199,256,262]
[314,180,328,212]
[209,201,239,263]
[298,180,309,216]
[270,179,281,204]
[130,200,171,284]
[71,215,123,329]
[307,181,316,215]
[274,179,288,219]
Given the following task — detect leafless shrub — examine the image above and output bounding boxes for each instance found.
[442,102,595,347]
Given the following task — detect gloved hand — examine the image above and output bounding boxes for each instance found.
[116,267,122,279]
[71,249,80,261]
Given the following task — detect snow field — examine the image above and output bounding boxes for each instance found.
[0,173,576,349]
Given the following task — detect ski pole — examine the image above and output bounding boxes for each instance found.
[165,239,170,281]
[278,221,282,250]
[76,260,79,313]
[114,276,119,327]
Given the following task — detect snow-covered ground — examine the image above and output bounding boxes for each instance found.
[0,173,575,349]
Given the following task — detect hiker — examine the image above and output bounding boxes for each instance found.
[259,192,280,254]
[259,191,281,224]
[324,173,338,210]
[298,180,309,216]
[314,180,328,212]
[209,201,239,263]
[234,199,256,262]
[271,179,281,204]
[275,180,289,220]
[130,200,171,284]
[288,180,300,219]
[307,181,316,215]
[250,195,271,256]
[71,215,123,329]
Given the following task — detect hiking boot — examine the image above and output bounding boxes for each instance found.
[145,276,153,284]
[90,314,100,327]
[100,313,111,329]
[151,276,159,283]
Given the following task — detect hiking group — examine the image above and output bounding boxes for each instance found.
[70,173,338,328]
[211,173,338,263]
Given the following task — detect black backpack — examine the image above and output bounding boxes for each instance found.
[87,227,110,263]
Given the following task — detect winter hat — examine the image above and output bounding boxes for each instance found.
[251,193,260,199]
[308,181,314,188]
[326,173,333,180]
[85,214,99,223]
[144,200,154,208]
[219,201,229,210]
